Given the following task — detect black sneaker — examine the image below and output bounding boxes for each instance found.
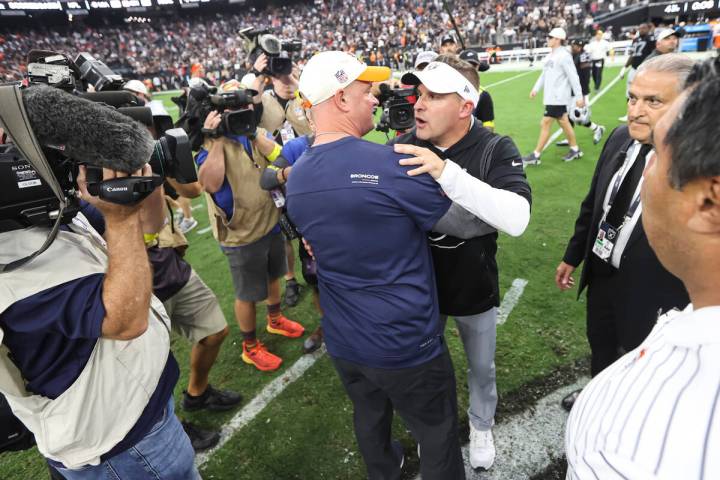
[562,149,583,162]
[182,385,243,412]
[284,279,302,307]
[181,421,220,452]
[522,152,541,166]
[302,326,324,354]
[561,389,582,412]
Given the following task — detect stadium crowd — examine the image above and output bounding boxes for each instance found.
[0,0,627,89]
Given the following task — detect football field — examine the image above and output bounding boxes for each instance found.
[0,66,630,479]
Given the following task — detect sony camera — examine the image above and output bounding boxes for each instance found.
[376,84,416,133]
[240,27,301,77]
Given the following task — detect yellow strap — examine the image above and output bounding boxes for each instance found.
[144,233,159,246]
[483,120,495,128]
[266,143,283,162]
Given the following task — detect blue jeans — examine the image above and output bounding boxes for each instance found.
[55,398,201,480]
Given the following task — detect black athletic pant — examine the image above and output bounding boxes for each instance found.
[592,60,604,91]
[331,346,465,480]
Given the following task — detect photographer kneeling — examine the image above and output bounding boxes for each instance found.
[0,161,198,478]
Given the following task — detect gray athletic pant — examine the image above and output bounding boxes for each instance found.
[442,308,497,432]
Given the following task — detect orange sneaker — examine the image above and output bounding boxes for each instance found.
[241,341,282,371]
[266,314,305,338]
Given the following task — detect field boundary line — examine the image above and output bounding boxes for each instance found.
[485,70,535,89]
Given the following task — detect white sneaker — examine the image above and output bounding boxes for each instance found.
[178,217,198,234]
[593,125,606,144]
[618,115,628,122]
[469,423,495,470]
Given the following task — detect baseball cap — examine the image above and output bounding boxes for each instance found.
[401,61,480,107]
[414,51,439,69]
[298,51,391,107]
[441,34,456,45]
[123,79,149,96]
[459,50,491,72]
[656,28,682,41]
[549,28,567,40]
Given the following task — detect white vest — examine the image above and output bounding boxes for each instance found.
[0,224,171,469]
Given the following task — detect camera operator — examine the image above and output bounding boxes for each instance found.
[195,80,305,372]
[0,163,199,479]
[252,53,312,307]
[390,56,532,471]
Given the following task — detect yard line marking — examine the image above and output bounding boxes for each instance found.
[496,278,528,325]
[415,377,590,479]
[196,226,212,235]
[195,345,327,468]
[190,204,205,211]
[484,70,535,89]
[542,71,624,151]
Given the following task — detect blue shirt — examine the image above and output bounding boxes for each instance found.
[286,136,451,369]
[195,134,280,237]
[280,135,310,166]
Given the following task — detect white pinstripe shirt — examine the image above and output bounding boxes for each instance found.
[566,304,720,479]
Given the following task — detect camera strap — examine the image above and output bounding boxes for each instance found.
[0,85,69,273]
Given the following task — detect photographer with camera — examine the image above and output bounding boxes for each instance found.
[196,80,305,372]
[390,56,532,471]
[0,84,199,478]
[242,27,310,309]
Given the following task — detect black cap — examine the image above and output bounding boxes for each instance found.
[459,50,490,72]
[441,34,456,45]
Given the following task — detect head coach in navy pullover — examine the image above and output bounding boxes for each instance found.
[285,51,493,480]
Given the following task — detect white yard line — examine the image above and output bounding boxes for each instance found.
[542,71,624,151]
[195,345,327,468]
[416,377,590,479]
[496,278,528,325]
[196,226,212,235]
[484,70,535,89]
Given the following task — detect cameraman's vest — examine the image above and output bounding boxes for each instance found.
[0,225,171,469]
[202,135,280,246]
[157,199,188,250]
[259,91,312,140]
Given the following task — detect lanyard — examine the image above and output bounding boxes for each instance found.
[603,144,645,229]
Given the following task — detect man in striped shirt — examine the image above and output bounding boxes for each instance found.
[566,56,720,479]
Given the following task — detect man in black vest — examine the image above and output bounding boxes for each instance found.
[392,55,532,471]
[555,54,693,410]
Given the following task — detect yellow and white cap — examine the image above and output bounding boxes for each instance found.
[298,51,391,107]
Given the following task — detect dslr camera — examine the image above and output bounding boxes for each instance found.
[240,27,301,77]
[375,84,416,133]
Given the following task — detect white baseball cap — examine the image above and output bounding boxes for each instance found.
[123,79,149,96]
[298,51,391,107]
[414,51,438,69]
[401,61,480,107]
[656,28,681,41]
[549,27,567,40]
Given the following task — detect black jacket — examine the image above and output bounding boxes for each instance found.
[391,123,531,316]
[563,125,688,313]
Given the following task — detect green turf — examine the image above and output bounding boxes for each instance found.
[0,67,627,479]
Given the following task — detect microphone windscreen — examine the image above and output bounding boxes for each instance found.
[22,85,154,173]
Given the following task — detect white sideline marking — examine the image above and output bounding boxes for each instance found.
[195,345,327,468]
[496,278,528,325]
[484,70,534,89]
[196,226,212,235]
[190,204,205,211]
[415,377,590,479]
[542,71,624,152]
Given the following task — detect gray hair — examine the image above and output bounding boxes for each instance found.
[636,53,695,93]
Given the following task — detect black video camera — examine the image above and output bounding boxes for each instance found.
[185,84,259,142]
[240,27,301,77]
[376,84,416,133]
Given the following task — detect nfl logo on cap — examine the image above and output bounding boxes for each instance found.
[335,70,348,83]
